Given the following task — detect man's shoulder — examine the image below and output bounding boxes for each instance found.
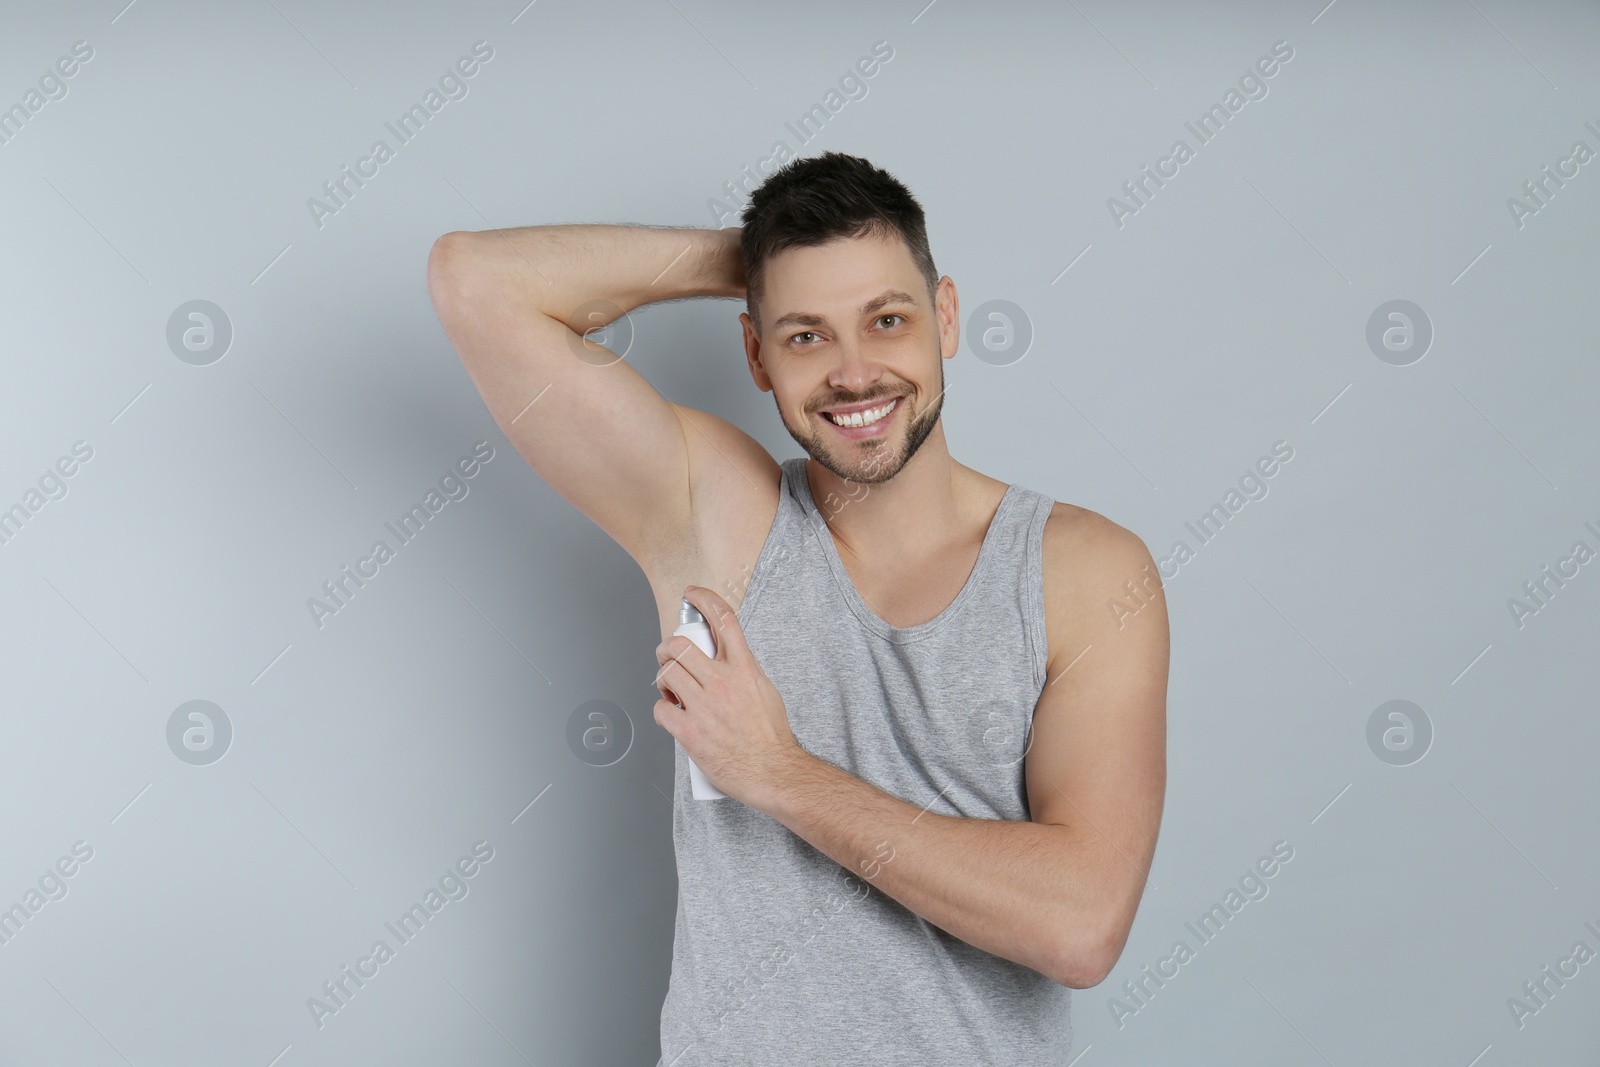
[1040,500,1148,562]
[1038,500,1163,671]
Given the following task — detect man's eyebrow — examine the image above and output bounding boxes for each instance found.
[860,289,919,318]
[770,308,824,330]
[770,289,920,331]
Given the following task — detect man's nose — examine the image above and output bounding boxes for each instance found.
[828,338,881,393]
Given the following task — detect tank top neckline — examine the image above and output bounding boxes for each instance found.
[786,456,1020,643]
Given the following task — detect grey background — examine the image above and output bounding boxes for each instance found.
[1,0,1597,1064]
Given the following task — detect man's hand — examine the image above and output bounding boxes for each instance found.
[653,584,805,807]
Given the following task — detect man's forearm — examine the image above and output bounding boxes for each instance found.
[753,749,1115,989]
[438,224,745,333]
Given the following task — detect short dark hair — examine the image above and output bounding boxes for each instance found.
[739,151,938,333]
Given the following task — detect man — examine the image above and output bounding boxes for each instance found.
[426,151,1167,1064]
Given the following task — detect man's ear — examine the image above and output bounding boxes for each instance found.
[936,276,960,360]
[740,311,773,393]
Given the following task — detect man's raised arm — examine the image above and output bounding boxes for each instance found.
[425,224,746,572]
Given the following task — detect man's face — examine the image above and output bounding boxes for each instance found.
[739,229,957,486]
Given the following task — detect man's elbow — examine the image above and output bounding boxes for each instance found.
[426,231,476,306]
[1049,922,1121,989]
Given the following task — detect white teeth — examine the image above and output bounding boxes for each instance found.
[825,398,898,428]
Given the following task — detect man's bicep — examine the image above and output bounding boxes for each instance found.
[1025,519,1169,972]
[428,235,695,570]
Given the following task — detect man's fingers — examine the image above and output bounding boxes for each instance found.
[682,585,750,662]
[653,640,687,683]
[655,648,705,706]
[653,697,686,734]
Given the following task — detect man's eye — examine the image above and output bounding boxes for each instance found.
[878,314,903,329]
[792,331,818,345]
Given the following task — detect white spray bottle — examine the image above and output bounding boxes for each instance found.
[671,598,726,800]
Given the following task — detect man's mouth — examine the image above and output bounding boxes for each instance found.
[820,396,902,429]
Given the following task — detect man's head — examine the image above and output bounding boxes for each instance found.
[737,152,957,486]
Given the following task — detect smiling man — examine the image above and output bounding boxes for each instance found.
[426,151,1168,1065]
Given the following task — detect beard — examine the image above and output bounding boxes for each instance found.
[776,359,945,486]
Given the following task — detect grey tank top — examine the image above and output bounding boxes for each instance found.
[657,456,1071,1065]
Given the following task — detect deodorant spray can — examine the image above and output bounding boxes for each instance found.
[672,599,726,800]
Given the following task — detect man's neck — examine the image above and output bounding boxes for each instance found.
[804,427,973,564]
